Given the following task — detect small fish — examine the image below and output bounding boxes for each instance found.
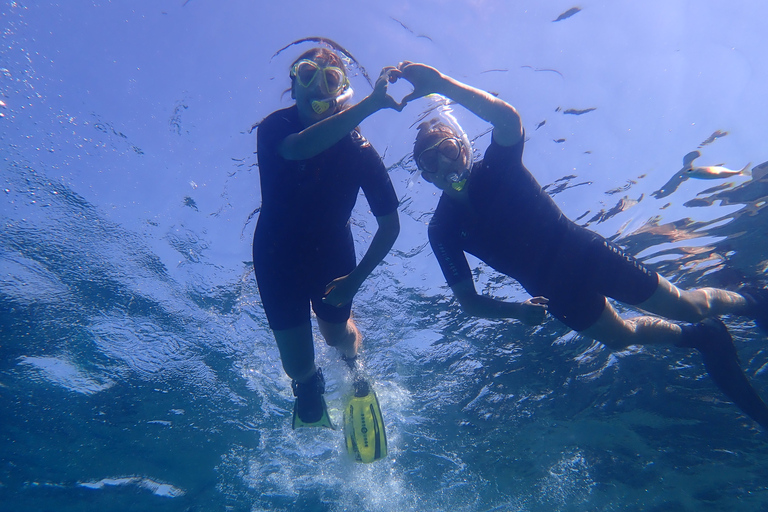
[183,196,198,211]
[682,151,751,179]
[698,130,728,148]
[686,162,751,179]
[652,150,750,199]
[535,120,546,130]
[521,65,564,78]
[553,7,581,22]
[390,17,433,42]
[563,107,596,115]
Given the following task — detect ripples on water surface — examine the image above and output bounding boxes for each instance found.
[4,154,768,511]
[3,2,768,511]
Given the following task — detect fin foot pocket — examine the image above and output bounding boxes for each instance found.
[292,368,335,430]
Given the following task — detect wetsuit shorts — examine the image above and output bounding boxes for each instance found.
[253,230,355,331]
[531,227,659,331]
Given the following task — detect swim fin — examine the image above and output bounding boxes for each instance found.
[291,368,335,430]
[292,394,335,430]
[344,378,387,463]
[681,318,768,429]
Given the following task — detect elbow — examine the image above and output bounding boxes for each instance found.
[379,212,400,243]
[390,216,401,240]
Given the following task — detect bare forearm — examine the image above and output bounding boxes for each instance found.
[281,97,380,160]
[434,75,521,144]
[437,77,504,123]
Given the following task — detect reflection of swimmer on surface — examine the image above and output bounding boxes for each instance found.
[389,61,768,431]
[653,150,752,199]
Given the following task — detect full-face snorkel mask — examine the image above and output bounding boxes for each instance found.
[416,95,474,191]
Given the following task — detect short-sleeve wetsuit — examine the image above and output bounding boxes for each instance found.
[253,105,399,330]
[428,136,658,331]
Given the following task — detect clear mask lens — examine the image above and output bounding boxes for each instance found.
[417,137,465,174]
[292,59,348,96]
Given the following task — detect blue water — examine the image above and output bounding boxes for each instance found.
[3,1,768,511]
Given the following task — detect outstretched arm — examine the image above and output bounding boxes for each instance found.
[392,62,523,147]
[280,68,402,160]
[451,279,549,326]
[321,211,400,308]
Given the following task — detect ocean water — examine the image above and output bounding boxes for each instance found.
[3,1,768,511]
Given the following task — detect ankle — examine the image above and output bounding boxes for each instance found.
[292,368,325,397]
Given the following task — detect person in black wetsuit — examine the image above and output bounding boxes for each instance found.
[253,48,402,427]
[390,61,768,429]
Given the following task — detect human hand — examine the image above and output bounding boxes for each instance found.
[518,296,549,326]
[387,61,445,106]
[321,274,361,308]
[366,66,405,112]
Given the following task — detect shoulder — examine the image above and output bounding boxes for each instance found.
[481,131,525,168]
[487,130,525,154]
[428,197,457,235]
[257,106,299,135]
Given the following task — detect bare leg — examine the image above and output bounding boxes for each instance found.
[580,274,751,350]
[317,316,361,359]
[638,275,749,323]
[579,287,768,430]
[580,298,683,350]
[272,322,316,383]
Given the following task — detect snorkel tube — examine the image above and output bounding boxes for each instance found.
[311,86,354,115]
[420,95,473,191]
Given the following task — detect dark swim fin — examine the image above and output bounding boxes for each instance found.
[681,318,768,429]
[291,369,335,430]
[292,395,335,430]
[739,286,768,333]
[344,379,387,463]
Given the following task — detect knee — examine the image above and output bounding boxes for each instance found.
[675,290,709,322]
[321,319,358,348]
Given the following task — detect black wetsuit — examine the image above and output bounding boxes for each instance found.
[429,136,658,331]
[253,106,399,330]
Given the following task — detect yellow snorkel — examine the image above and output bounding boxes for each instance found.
[311,86,353,115]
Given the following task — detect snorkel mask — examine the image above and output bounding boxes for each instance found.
[415,95,473,192]
[290,58,353,115]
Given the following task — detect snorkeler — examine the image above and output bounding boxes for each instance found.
[252,48,402,428]
[390,61,768,429]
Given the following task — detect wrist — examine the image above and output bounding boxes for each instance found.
[347,268,367,290]
[357,94,382,116]
[434,74,456,96]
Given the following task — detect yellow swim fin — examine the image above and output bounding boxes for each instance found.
[343,379,387,463]
[292,395,335,430]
